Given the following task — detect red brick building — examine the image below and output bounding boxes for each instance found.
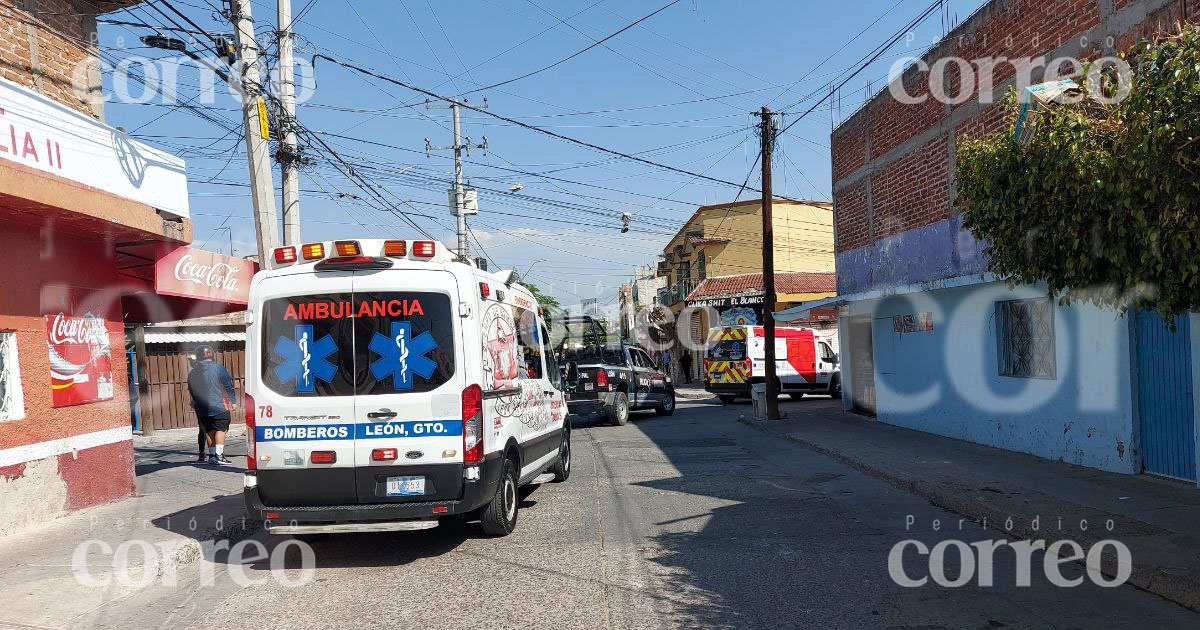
[0,0,199,534]
[830,0,1200,481]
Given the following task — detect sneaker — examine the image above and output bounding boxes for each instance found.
[195,454,208,463]
[211,455,234,465]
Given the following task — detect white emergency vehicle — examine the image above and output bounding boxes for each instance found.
[704,325,841,403]
[242,239,570,536]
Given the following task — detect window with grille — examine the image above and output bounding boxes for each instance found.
[0,332,25,421]
[996,298,1056,379]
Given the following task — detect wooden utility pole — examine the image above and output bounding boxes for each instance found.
[759,106,781,420]
[277,0,302,245]
[231,0,279,261]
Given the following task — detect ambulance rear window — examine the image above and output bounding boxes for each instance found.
[708,339,746,361]
[260,292,455,397]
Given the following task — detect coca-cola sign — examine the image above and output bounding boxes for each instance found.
[155,246,255,304]
[44,311,113,408]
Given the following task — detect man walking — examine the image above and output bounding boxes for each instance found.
[680,350,693,385]
[187,345,236,465]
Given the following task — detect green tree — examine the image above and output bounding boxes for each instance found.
[524,282,561,310]
[955,26,1200,318]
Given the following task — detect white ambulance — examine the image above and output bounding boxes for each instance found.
[704,325,842,403]
[242,239,570,536]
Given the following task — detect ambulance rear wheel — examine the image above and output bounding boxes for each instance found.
[480,458,519,536]
[550,429,571,482]
[717,395,737,404]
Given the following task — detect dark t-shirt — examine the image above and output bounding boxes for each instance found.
[188,360,235,420]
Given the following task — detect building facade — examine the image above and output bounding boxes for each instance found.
[830,0,1200,482]
[655,199,836,380]
[0,0,197,535]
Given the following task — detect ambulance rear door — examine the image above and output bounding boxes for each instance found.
[349,269,464,504]
[252,272,359,506]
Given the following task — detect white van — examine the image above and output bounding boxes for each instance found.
[242,239,570,536]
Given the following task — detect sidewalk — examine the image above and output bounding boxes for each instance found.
[741,398,1200,611]
[673,383,713,400]
[0,425,252,629]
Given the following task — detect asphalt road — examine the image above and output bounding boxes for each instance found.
[91,398,1200,630]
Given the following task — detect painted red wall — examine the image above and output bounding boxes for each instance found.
[0,215,131,450]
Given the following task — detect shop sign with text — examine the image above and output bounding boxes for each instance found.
[155,246,254,304]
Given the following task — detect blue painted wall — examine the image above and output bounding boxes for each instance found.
[848,281,1137,473]
[837,215,990,296]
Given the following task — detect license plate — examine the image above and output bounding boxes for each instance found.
[584,383,594,391]
[386,476,425,496]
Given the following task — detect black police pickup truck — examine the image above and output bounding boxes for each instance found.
[560,343,676,425]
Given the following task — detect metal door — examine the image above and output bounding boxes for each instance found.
[1135,311,1196,481]
[849,316,875,416]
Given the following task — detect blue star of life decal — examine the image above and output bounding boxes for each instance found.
[369,321,438,390]
[273,324,338,394]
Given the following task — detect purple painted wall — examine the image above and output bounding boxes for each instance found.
[836,214,990,296]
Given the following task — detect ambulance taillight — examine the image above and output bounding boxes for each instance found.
[310,451,337,464]
[743,357,752,376]
[462,384,483,464]
[244,393,256,471]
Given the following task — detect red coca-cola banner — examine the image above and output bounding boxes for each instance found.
[154,246,255,305]
[44,310,114,408]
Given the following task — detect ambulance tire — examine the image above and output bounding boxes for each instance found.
[717,395,737,404]
[655,390,676,416]
[550,428,571,482]
[480,457,519,536]
[608,392,630,426]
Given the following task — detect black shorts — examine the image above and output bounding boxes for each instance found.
[198,414,231,432]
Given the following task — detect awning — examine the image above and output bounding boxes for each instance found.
[143,330,245,345]
[774,295,846,322]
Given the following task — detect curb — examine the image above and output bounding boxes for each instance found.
[739,416,1200,612]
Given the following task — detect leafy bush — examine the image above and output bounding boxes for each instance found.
[956,26,1200,318]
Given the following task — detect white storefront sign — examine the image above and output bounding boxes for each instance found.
[0,76,189,218]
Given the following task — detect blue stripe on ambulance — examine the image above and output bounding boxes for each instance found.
[256,420,463,441]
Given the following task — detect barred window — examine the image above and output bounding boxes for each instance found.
[0,332,25,421]
[996,298,1056,379]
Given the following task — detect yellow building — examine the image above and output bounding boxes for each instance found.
[656,199,838,368]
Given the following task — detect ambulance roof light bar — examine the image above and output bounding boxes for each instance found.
[273,246,297,265]
[412,241,436,258]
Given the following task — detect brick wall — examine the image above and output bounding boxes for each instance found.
[0,0,103,118]
[830,0,1200,265]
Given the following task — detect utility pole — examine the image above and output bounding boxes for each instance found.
[426,99,487,260]
[231,0,279,261]
[277,0,301,244]
[759,106,781,421]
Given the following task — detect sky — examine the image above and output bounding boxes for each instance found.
[97,0,989,310]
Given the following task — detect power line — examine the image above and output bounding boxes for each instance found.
[309,53,781,195]
[461,0,684,95]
